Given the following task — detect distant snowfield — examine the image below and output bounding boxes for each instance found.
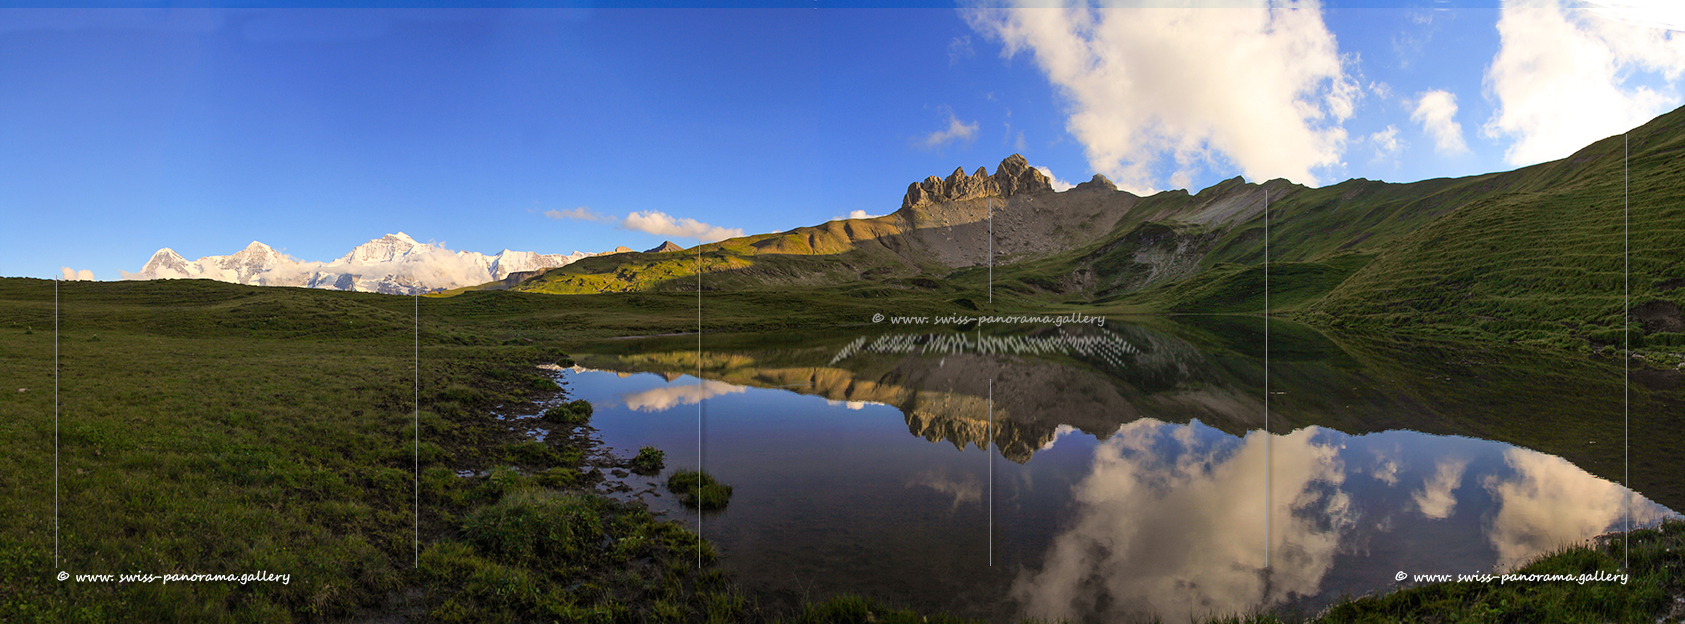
[121,233,614,295]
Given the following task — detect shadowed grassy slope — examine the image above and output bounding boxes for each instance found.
[1105,253,1376,313]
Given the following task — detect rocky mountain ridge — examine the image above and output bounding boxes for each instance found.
[901,153,1055,210]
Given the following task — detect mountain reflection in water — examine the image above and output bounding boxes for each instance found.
[556,322,1680,622]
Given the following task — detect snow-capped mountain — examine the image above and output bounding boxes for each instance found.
[135,241,295,284]
[122,233,616,295]
[489,249,594,278]
[337,232,432,265]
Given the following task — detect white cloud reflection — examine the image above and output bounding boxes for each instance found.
[1483,447,1673,571]
[619,379,746,412]
[1009,421,1678,622]
[1370,446,1402,487]
[1412,458,1468,520]
[1038,424,1081,451]
[906,469,983,510]
[1011,420,1355,622]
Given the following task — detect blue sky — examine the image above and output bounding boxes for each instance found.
[4,2,1683,280]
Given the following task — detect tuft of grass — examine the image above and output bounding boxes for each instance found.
[462,488,609,568]
[667,470,734,510]
[630,445,665,476]
[540,399,593,426]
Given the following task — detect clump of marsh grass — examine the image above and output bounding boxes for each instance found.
[541,399,593,426]
[629,446,664,476]
[666,470,732,510]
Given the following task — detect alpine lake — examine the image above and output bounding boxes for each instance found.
[522,316,1685,623]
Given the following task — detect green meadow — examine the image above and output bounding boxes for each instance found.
[0,278,746,622]
[3,276,1680,622]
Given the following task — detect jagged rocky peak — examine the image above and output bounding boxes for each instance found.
[1074,173,1117,192]
[1196,175,1250,197]
[901,153,1054,210]
[644,241,685,253]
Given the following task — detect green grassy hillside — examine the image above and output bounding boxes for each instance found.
[1309,105,1685,349]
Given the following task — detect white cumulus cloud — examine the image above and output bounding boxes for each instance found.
[833,210,885,221]
[914,107,979,150]
[1368,124,1404,162]
[1411,90,1468,155]
[1581,0,1685,32]
[966,1,1357,193]
[622,211,744,243]
[60,267,95,281]
[1483,0,1685,166]
[544,206,616,223]
[548,205,742,243]
[1035,166,1076,191]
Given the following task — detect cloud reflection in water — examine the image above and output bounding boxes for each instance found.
[1012,419,1354,622]
[1412,458,1468,520]
[1012,420,1676,623]
[1484,448,1671,571]
[619,379,747,411]
[906,469,983,511]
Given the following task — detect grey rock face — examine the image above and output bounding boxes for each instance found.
[901,154,1054,210]
[1074,173,1117,192]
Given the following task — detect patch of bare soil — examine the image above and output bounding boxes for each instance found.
[1630,300,1684,333]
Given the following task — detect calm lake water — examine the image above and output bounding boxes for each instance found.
[547,319,1681,623]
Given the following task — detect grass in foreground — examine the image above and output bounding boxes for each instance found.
[0,278,738,622]
[1318,519,1685,624]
